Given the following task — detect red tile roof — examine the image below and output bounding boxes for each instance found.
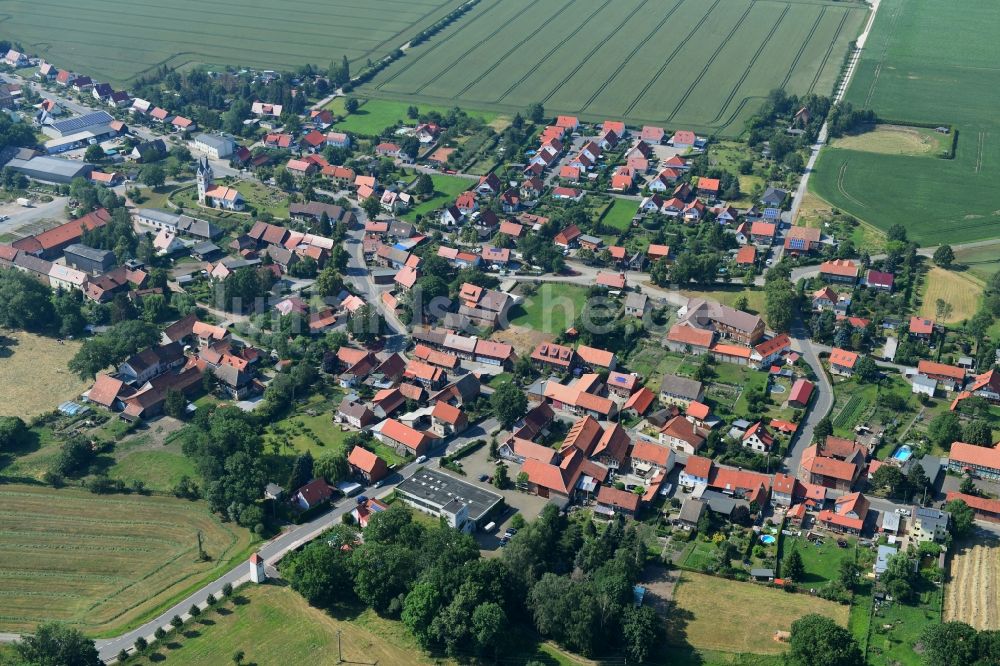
[789,378,814,405]
[949,442,1000,471]
[735,245,756,264]
[624,387,655,414]
[909,316,935,335]
[819,259,859,278]
[380,418,434,451]
[684,455,713,479]
[667,323,713,348]
[918,359,965,381]
[597,485,641,512]
[829,347,859,369]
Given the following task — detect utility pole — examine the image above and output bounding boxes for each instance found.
[337,629,342,663]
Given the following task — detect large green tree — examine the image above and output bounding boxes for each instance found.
[13,622,102,666]
[787,614,864,666]
[491,380,528,429]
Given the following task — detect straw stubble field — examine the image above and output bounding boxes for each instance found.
[944,539,1000,630]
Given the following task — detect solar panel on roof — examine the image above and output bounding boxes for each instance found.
[51,110,114,134]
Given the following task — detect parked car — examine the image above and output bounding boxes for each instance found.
[356,495,368,505]
[478,474,490,482]
[415,455,427,464]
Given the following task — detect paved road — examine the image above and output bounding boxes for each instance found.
[788,0,881,227]
[343,209,408,349]
[782,315,835,476]
[0,197,69,237]
[79,411,475,661]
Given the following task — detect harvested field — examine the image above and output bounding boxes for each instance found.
[832,124,948,157]
[0,484,254,635]
[669,572,849,654]
[945,538,1000,629]
[918,268,981,325]
[0,330,88,419]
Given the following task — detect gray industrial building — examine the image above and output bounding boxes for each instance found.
[43,110,116,139]
[395,467,503,532]
[6,154,95,184]
[193,133,236,159]
[64,244,116,274]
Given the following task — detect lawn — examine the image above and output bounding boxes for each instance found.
[403,173,474,221]
[108,449,199,492]
[509,283,590,335]
[917,267,981,324]
[811,0,1000,244]
[359,0,866,134]
[121,584,442,666]
[668,572,850,655]
[0,330,88,419]
[330,97,497,136]
[0,0,468,84]
[600,198,635,232]
[682,540,718,572]
[779,535,856,586]
[0,484,254,635]
[264,398,404,466]
[232,180,291,218]
[866,586,942,666]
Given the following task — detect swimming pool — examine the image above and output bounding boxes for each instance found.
[760,534,776,545]
[892,444,913,462]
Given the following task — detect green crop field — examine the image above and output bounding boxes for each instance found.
[811,0,1000,245]
[359,0,866,134]
[0,0,467,84]
[0,484,255,635]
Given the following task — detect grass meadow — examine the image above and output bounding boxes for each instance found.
[403,173,474,221]
[0,484,254,635]
[0,0,467,84]
[600,198,636,232]
[509,283,590,335]
[917,267,981,324]
[668,572,850,655]
[359,0,866,134]
[329,98,497,136]
[811,0,1000,245]
[0,330,88,419]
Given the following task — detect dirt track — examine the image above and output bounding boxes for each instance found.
[945,540,1000,629]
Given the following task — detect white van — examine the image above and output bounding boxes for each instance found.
[483,521,496,532]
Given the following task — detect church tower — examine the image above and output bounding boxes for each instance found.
[196,156,214,204]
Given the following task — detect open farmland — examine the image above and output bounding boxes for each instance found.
[811,0,1000,244]
[945,538,1000,630]
[668,572,850,654]
[0,0,467,84]
[0,484,254,635]
[359,0,867,134]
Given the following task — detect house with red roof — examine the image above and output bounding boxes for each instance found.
[431,401,468,437]
[742,422,775,452]
[945,491,1000,523]
[292,479,333,510]
[817,492,869,534]
[819,259,859,284]
[917,360,965,390]
[596,485,641,518]
[697,177,720,199]
[623,387,656,417]
[671,130,696,148]
[751,333,791,369]
[640,125,665,144]
[750,221,777,245]
[374,418,435,457]
[348,446,388,483]
[554,224,582,248]
[799,439,867,491]
[909,316,936,341]
[666,323,714,354]
[829,348,859,376]
[735,245,757,268]
[552,186,584,202]
[866,270,894,292]
[788,378,814,407]
[659,415,706,455]
[948,442,1000,480]
[784,226,822,253]
[679,454,713,488]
